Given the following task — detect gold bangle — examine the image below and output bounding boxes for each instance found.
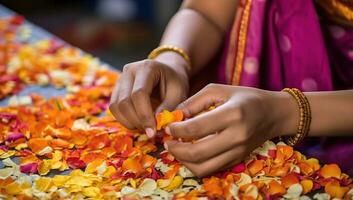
[148,45,192,72]
[281,88,312,146]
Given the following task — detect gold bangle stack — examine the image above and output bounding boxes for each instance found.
[281,88,312,146]
[148,45,192,72]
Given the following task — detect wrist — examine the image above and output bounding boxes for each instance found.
[269,91,298,138]
[154,51,191,80]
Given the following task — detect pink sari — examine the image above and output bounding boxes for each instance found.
[217,0,353,174]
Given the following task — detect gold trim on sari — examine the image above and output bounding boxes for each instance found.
[224,9,241,84]
[231,0,252,85]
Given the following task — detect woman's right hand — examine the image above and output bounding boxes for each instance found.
[109,58,189,137]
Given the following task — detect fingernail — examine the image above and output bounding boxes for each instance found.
[145,128,155,138]
[165,127,171,135]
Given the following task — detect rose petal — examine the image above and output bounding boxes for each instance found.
[232,162,246,174]
[66,157,86,169]
[20,162,38,174]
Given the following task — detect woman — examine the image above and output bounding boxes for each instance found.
[109,0,353,177]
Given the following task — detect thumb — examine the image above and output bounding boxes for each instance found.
[176,84,225,118]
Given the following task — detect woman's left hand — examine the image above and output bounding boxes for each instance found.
[165,84,297,177]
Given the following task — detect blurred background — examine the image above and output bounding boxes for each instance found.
[0,0,182,70]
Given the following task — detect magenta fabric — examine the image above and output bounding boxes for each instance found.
[217,0,353,174]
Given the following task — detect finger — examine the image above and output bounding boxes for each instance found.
[167,103,240,139]
[131,68,159,132]
[155,80,186,114]
[110,78,120,103]
[109,102,135,129]
[176,83,228,118]
[166,127,241,163]
[116,70,142,129]
[182,146,244,177]
[109,73,134,128]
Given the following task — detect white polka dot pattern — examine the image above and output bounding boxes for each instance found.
[279,34,291,53]
[301,78,318,91]
[244,57,259,75]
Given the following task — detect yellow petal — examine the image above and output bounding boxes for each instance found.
[300,179,313,194]
[164,176,183,191]
[35,177,53,192]
[38,160,51,175]
[102,166,116,178]
[66,176,92,187]
[52,175,70,187]
[157,179,172,188]
[85,159,104,174]
[82,186,100,197]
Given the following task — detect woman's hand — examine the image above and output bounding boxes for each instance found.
[109,58,189,137]
[165,84,297,177]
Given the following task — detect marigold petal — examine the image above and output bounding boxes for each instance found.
[247,160,264,176]
[268,180,286,196]
[320,164,341,179]
[300,179,313,194]
[325,181,349,199]
[281,173,299,189]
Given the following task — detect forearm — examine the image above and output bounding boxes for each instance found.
[155,1,237,77]
[277,90,353,137]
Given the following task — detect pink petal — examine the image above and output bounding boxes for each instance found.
[20,163,38,174]
[66,157,86,169]
[268,149,276,158]
[232,162,246,173]
[5,132,25,143]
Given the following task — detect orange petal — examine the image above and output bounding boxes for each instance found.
[268,180,286,196]
[305,158,320,171]
[172,110,184,122]
[70,130,88,147]
[203,176,223,197]
[164,164,181,179]
[300,179,313,194]
[276,145,293,161]
[156,110,175,130]
[121,158,144,175]
[247,160,264,176]
[51,138,71,149]
[28,138,49,154]
[141,154,156,168]
[113,135,133,156]
[81,152,107,164]
[298,162,314,176]
[267,165,290,177]
[87,133,111,150]
[281,173,299,188]
[320,164,341,179]
[325,181,349,199]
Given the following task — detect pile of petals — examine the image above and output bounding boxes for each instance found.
[0,14,353,200]
[0,14,113,99]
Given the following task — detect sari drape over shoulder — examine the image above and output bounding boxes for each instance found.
[217,0,353,174]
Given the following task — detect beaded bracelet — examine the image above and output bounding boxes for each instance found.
[281,88,312,146]
[148,45,192,72]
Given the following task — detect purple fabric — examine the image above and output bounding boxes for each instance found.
[217,0,353,174]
